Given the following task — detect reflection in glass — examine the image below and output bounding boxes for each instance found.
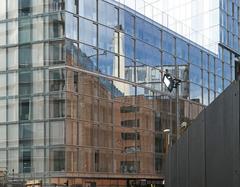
[176,38,188,61]
[162,31,175,54]
[79,17,96,46]
[98,0,118,27]
[79,0,96,20]
[190,83,202,103]
[98,51,116,76]
[99,25,117,52]
[66,12,78,40]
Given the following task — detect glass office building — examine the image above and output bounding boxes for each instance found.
[0,0,238,186]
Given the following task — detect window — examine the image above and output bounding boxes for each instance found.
[190,83,202,103]
[120,106,139,113]
[162,31,175,54]
[136,18,161,48]
[66,0,78,14]
[98,25,117,52]
[121,119,140,127]
[49,69,65,91]
[47,13,64,39]
[19,0,32,16]
[98,0,118,27]
[65,12,78,40]
[19,45,32,67]
[19,99,31,120]
[176,39,188,61]
[119,9,134,36]
[120,161,139,173]
[20,124,32,146]
[49,95,65,118]
[46,41,65,65]
[48,0,64,12]
[53,150,65,171]
[98,51,116,76]
[19,71,32,95]
[189,45,201,66]
[155,134,163,153]
[20,150,32,173]
[79,0,96,20]
[121,132,140,140]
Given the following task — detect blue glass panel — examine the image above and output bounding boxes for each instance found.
[78,43,97,71]
[121,34,134,59]
[162,52,174,66]
[202,52,208,70]
[135,41,160,67]
[209,73,215,90]
[224,63,231,80]
[119,9,134,36]
[215,59,222,76]
[224,79,230,89]
[98,0,118,27]
[176,38,188,61]
[203,87,209,106]
[136,18,161,48]
[223,48,230,63]
[79,17,96,46]
[189,45,201,66]
[209,56,215,73]
[65,12,78,40]
[162,31,175,54]
[98,51,116,76]
[203,70,208,88]
[99,25,117,52]
[216,76,223,92]
[79,0,96,21]
[209,90,215,103]
[66,0,78,14]
[190,83,202,103]
[190,64,202,84]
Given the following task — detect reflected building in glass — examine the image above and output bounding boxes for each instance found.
[0,0,238,186]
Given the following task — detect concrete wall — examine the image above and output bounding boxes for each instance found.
[166,81,240,187]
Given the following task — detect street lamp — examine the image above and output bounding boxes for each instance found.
[162,71,181,92]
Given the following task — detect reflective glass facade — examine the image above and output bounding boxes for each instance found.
[0,0,236,186]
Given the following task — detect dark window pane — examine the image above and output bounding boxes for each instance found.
[53,150,65,171]
[19,0,32,16]
[19,71,32,95]
[19,45,32,67]
[49,69,65,91]
[19,99,31,120]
